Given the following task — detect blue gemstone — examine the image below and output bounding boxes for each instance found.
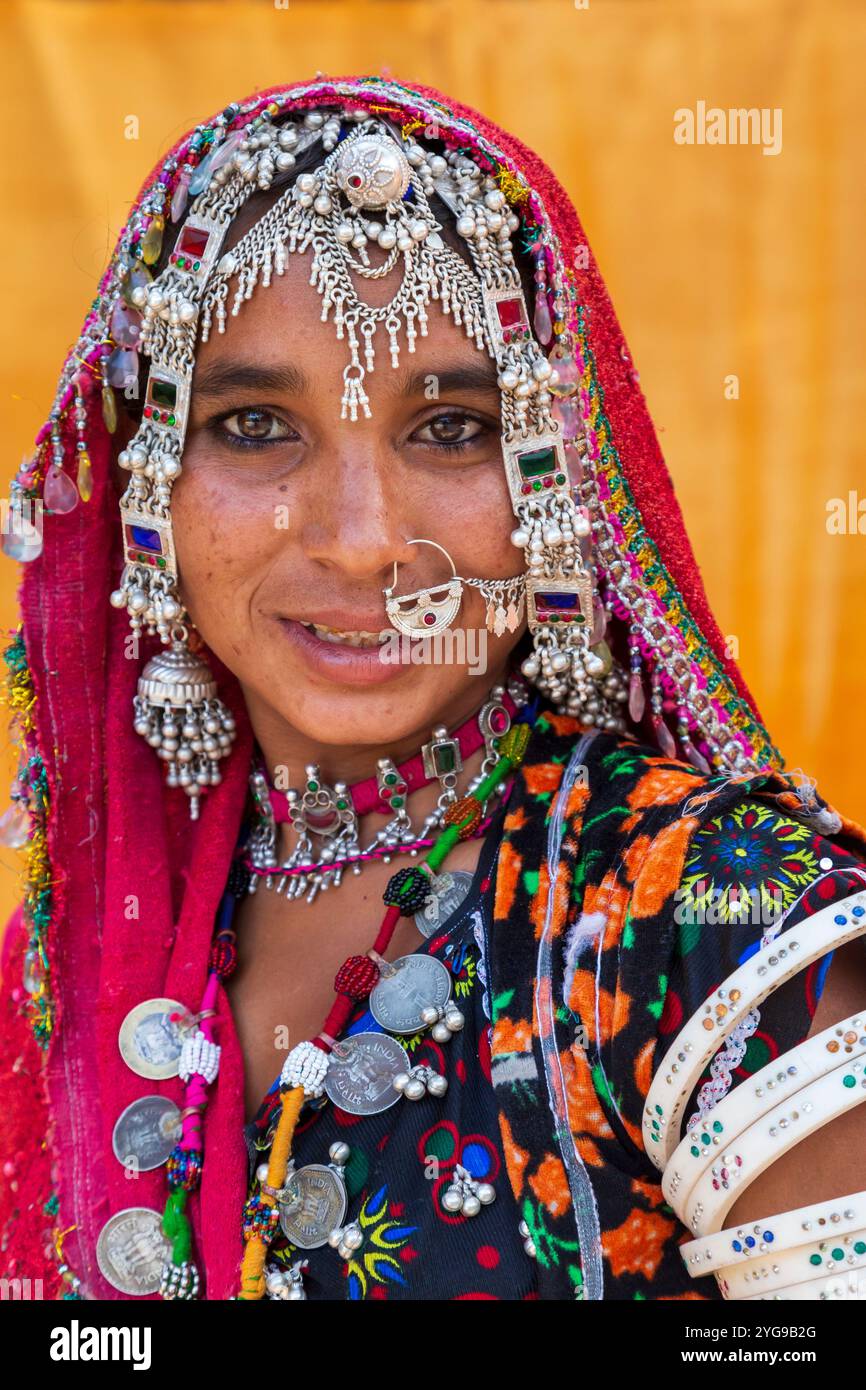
[537,590,578,609]
[854,907,864,917]
[835,914,848,925]
[732,1240,742,1252]
[130,525,162,553]
[745,1236,756,1248]
[763,1230,774,1242]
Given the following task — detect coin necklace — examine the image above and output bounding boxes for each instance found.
[236,721,531,1300]
[128,720,529,1299]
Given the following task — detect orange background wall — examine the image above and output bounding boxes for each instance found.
[1,0,864,924]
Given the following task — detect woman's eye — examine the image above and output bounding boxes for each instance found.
[412,413,487,449]
[220,408,294,444]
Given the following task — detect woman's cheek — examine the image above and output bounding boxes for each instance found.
[170,452,286,629]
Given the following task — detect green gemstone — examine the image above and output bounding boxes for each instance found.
[336,799,348,810]
[434,743,456,775]
[844,1074,856,1088]
[690,1146,700,1157]
[655,1105,662,1115]
[385,773,397,785]
[712,1120,723,1132]
[307,780,318,792]
[517,446,556,479]
[555,473,566,485]
[392,796,404,809]
[157,557,166,569]
[532,480,543,492]
[809,1254,822,1266]
[177,256,187,269]
[854,1242,866,1255]
[832,1248,845,1262]
[701,1134,711,1144]
[167,414,176,426]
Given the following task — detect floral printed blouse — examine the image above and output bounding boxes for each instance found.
[229,777,866,1300]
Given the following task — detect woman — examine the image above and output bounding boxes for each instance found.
[1,74,865,1303]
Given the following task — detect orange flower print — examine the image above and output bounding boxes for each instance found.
[603,1207,678,1280]
[498,1114,530,1197]
[491,1015,533,1056]
[529,1152,571,1218]
[493,839,522,920]
[631,816,699,919]
[524,763,563,798]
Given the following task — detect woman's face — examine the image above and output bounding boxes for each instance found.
[169,244,526,752]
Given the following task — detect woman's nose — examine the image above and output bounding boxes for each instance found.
[300,436,414,581]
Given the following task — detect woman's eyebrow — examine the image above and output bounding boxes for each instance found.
[192,360,310,398]
[396,362,501,398]
[191,358,501,402]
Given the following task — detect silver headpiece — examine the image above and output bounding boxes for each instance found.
[106,103,626,814]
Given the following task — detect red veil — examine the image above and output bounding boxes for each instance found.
[0,75,788,1299]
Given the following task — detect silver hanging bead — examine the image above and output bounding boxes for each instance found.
[134,635,237,820]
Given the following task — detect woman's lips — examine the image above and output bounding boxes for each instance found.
[275,617,411,686]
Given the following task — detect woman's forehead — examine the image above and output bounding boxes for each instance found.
[192,248,500,395]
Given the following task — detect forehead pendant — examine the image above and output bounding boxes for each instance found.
[335,133,411,208]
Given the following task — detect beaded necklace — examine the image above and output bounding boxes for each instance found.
[156,720,531,1299]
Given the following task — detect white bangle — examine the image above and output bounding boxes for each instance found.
[680,1189,866,1276]
[715,1225,866,1298]
[643,889,866,1168]
[741,1268,866,1300]
[682,1050,866,1236]
[662,1009,866,1210]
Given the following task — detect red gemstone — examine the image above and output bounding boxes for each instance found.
[177,225,209,259]
[423,612,436,626]
[490,709,508,733]
[496,298,525,329]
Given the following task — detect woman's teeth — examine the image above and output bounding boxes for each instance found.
[303,622,387,648]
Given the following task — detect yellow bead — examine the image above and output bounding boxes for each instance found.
[140,214,165,266]
[101,384,118,434]
[76,452,93,503]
